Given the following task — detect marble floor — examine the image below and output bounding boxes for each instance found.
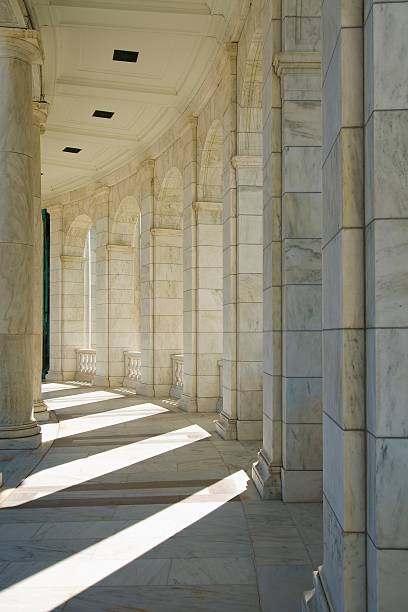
[0,384,322,611]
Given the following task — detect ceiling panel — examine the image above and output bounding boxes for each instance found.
[25,0,244,197]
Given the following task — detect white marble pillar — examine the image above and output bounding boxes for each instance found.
[365,2,408,610]
[181,119,198,412]
[215,43,239,440]
[277,51,323,502]
[252,0,283,497]
[138,160,155,396]
[304,1,366,610]
[32,101,48,417]
[0,29,41,448]
[46,204,63,382]
[61,254,86,380]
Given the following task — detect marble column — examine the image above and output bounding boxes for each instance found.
[151,227,183,397]
[138,160,155,397]
[32,101,48,417]
[46,204,63,382]
[365,2,408,610]
[61,254,86,380]
[0,29,42,448]
[181,119,199,412]
[304,1,366,610]
[252,0,283,497]
[277,51,323,502]
[215,43,239,440]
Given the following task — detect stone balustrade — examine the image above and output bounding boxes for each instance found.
[75,348,96,382]
[217,359,223,412]
[123,351,142,390]
[170,354,184,399]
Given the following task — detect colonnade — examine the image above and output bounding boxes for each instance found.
[0,1,407,610]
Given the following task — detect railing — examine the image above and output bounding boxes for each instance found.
[170,354,184,399]
[76,348,96,382]
[217,359,223,412]
[124,351,142,389]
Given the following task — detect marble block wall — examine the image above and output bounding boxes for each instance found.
[365,1,408,610]
[278,48,323,502]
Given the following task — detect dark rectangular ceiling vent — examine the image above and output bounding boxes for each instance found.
[113,49,139,63]
[63,147,82,154]
[93,110,115,119]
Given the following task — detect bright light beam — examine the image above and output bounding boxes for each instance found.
[41,383,79,393]
[44,390,125,411]
[4,425,211,506]
[41,403,169,443]
[0,471,249,611]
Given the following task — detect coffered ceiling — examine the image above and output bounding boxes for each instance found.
[23,0,246,197]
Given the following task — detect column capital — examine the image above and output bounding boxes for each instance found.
[150,227,182,237]
[273,51,321,77]
[60,254,85,264]
[32,100,49,132]
[46,203,63,217]
[0,28,42,63]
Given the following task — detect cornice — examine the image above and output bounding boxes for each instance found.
[273,52,321,77]
[232,155,263,169]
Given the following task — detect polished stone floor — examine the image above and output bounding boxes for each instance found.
[0,384,322,611]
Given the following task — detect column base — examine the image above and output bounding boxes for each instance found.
[46,371,63,382]
[136,382,154,397]
[215,411,237,440]
[180,394,198,413]
[302,569,330,612]
[94,375,109,387]
[237,419,262,440]
[0,422,41,449]
[252,449,282,499]
[33,399,49,422]
[33,399,48,414]
[281,468,323,502]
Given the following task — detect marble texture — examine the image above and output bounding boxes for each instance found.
[0,29,41,448]
[0,384,322,611]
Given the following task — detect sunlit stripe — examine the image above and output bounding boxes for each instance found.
[41,383,79,392]
[44,390,125,410]
[41,403,168,443]
[4,425,210,504]
[0,471,249,611]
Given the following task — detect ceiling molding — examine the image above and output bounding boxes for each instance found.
[46,124,141,144]
[49,0,211,16]
[55,77,178,103]
[0,0,28,27]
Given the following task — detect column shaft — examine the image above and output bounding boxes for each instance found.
[32,101,48,416]
[0,29,42,448]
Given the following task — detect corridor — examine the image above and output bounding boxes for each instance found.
[0,384,321,612]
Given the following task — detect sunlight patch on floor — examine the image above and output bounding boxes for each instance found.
[41,383,79,392]
[44,390,125,410]
[0,471,249,611]
[41,403,169,443]
[4,425,211,505]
